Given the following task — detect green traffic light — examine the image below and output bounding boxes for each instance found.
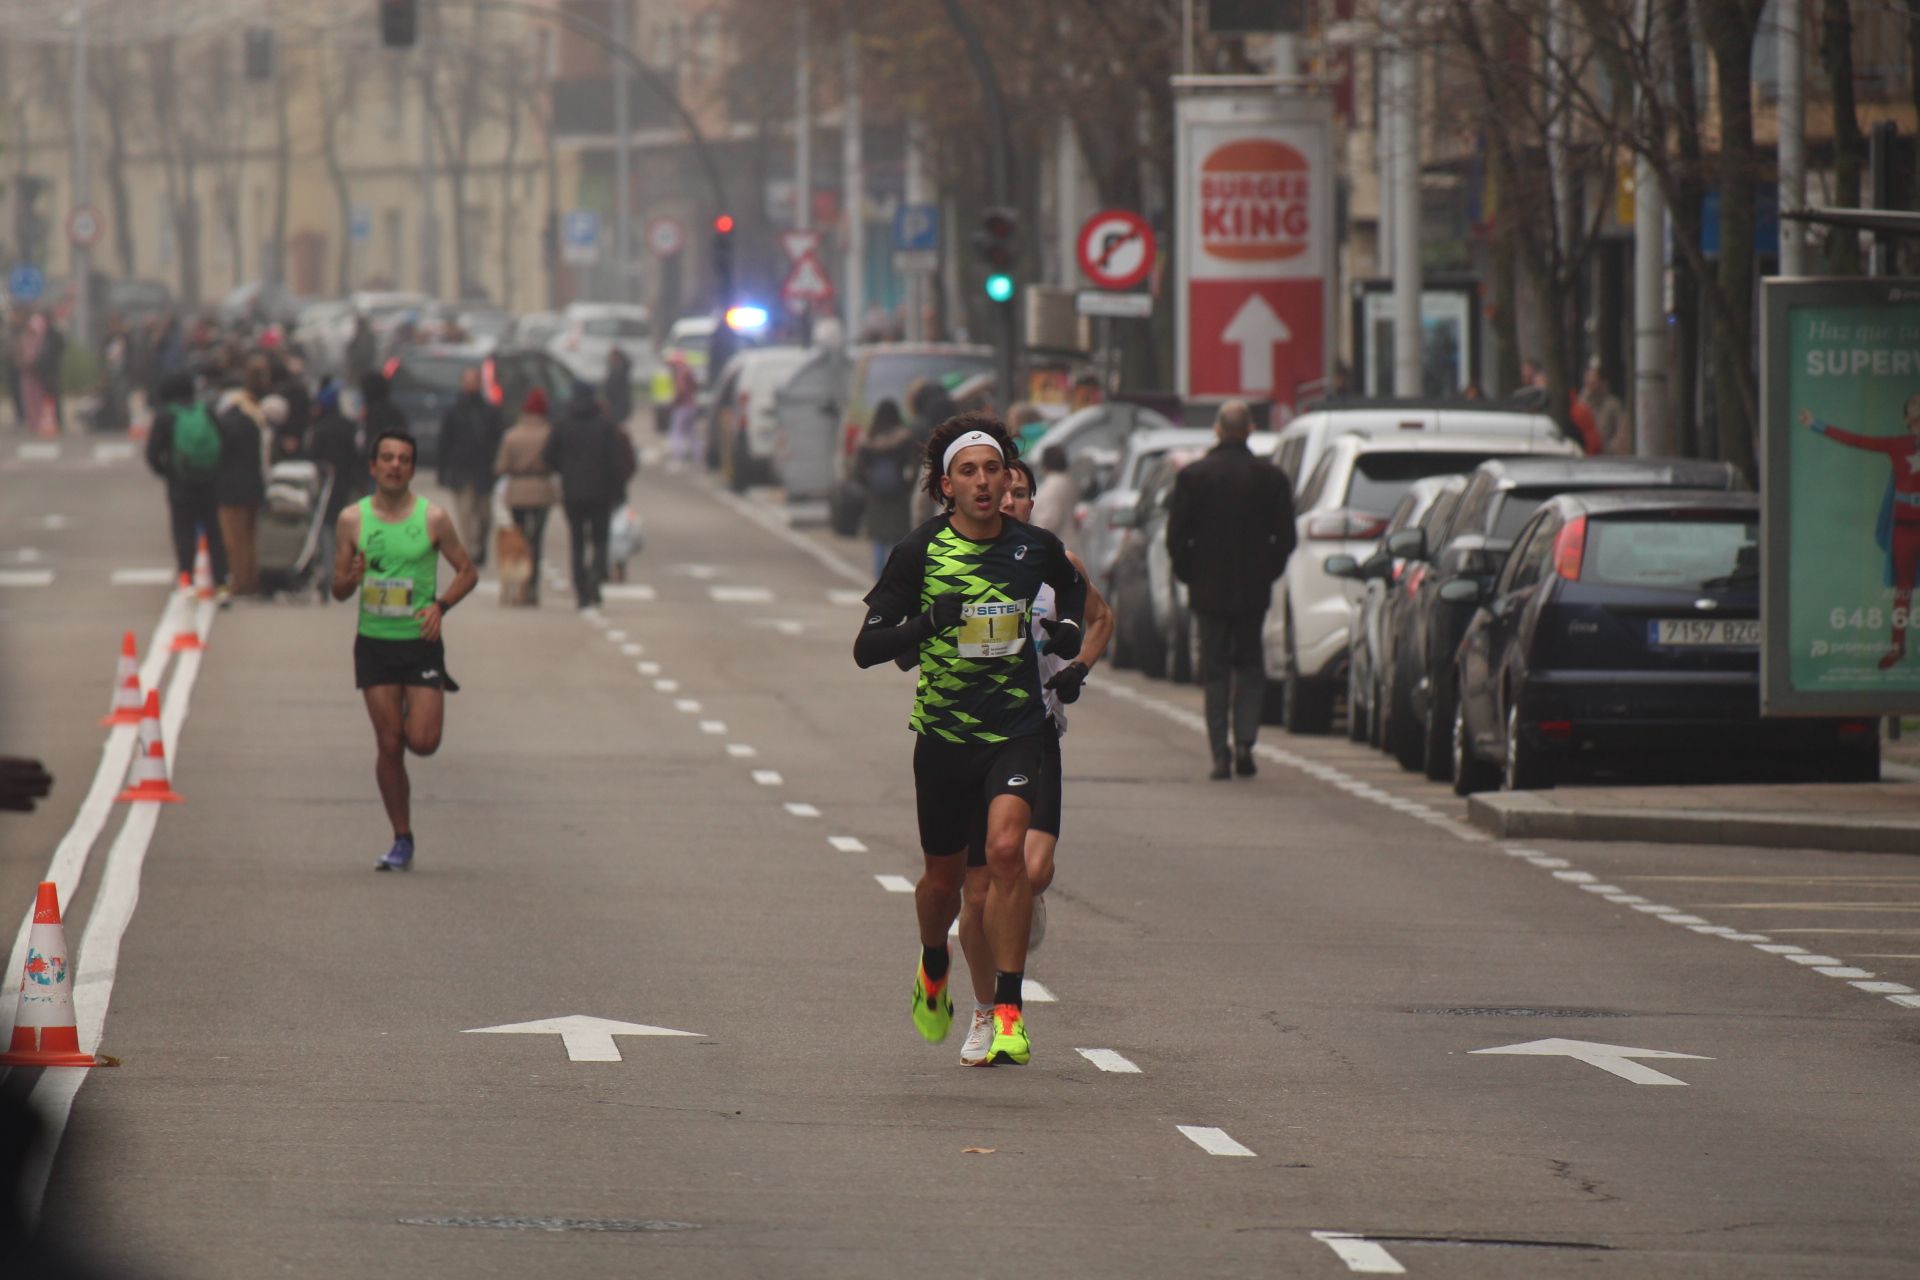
[984,273,1015,303]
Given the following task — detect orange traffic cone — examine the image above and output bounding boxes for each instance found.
[116,690,182,804]
[192,530,215,602]
[100,630,145,725]
[169,587,205,653]
[0,882,105,1067]
[177,570,192,594]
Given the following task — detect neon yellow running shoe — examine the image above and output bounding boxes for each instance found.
[988,1003,1030,1066]
[912,963,954,1043]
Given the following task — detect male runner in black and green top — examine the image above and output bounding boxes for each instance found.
[854,415,1087,1066]
[332,428,478,871]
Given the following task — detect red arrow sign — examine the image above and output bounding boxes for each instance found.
[1187,279,1321,401]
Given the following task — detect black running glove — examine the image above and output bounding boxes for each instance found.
[927,593,964,634]
[1044,661,1089,704]
[1040,617,1083,661]
[854,594,966,669]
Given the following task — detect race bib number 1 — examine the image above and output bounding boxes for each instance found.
[958,599,1027,658]
[362,576,415,618]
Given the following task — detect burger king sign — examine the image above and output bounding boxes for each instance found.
[1176,92,1334,408]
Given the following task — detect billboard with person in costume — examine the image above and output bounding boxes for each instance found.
[1762,278,1920,714]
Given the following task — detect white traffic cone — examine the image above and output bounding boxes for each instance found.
[0,881,105,1067]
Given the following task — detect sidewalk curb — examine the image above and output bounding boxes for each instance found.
[1468,792,1920,856]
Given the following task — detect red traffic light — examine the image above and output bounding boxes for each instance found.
[713,214,735,235]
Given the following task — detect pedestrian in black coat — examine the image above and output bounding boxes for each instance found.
[544,382,634,608]
[1166,400,1296,779]
[438,368,505,567]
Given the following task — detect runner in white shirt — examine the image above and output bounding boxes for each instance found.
[956,457,1114,1065]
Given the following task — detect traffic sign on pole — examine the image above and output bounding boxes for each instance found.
[779,229,824,264]
[645,216,686,258]
[349,205,373,244]
[7,265,45,303]
[65,206,101,250]
[561,209,601,266]
[1076,209,1156,290]
[780,253,836,314]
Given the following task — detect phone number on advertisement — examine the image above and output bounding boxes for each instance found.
[1831,607,1915,630]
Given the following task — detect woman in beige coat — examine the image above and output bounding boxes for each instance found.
[494,387,559,605]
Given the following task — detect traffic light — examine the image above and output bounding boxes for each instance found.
[379,0,418,48]
[972,207,1018,303]
[712,214,736,304]
[244,28,276,81]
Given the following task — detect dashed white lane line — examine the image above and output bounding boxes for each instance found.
[1784,953,1843,966]
[1075,1048,1141,1074]
[673,563,720,580]
[16,442,59,461]
[637,661,661,676]
[1312,1231,1408,1275]
[1756,943,1807,954]
[12,548,43,563]
[828,588,867,607]
[621,643,643,657]
[726,743,757,758]
[36,513,69,530]
[1176,1125,1256,1158]
[700,720,727,735]
[0,569,54,587]
[1852,981,1915,994]
[1816,966,1876,978]
[92,441,135,463]
[828,836,867,852]
[752,770,784,786]
[600,583,656,602]
[674,699,702,713]
[110,567,176,586]
[785,803,821,818]
[606,629,628,642]
[875,874,915,893]
[709,585,774,604]
[654,678,680,693]
[1023,980,1057,1003]
[755,618,806,636]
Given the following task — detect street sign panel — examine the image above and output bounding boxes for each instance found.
[779,229,823,264]
[645,215,686,258]
[348,205,373,244]
[893,203,939,253]
[1076,209,1156,290]
[65,206,100,250]
[1076,290,1153,319]
[7,264,44,303]
[561,209,600,265]
[1175,90,1334,408]
[780,252,835,313]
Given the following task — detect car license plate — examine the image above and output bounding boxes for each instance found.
[1648,618,1760,647]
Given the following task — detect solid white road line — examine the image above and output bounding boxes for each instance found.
[701,488,872,587]
[752,770,784,786]
[708,585,774,604]
[875,875,915,893]
[0,569,54,587]
[700,721,727,735]
[828,836,867,852]
[785,803,821,818]
[109,567,176,586]
[1176,1125,1256,1157]
[1023,980,1057,1003]
[1311,1231,1408,1275]
[1074,1048,1141,1074]
[726,743,757,758]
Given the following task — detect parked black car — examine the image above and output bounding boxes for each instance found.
[1386,456,1747,782]
[387,343,575,466]
[1448,490,1879,792]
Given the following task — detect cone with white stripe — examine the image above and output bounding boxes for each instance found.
[0,881,104,1067]
[192,529,215,601]
[116,690,182,804]
[100,630,144,725]
[169,588,205,653]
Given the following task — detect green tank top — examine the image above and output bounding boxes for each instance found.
[356,496,437,641]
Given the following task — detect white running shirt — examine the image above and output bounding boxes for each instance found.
[1031,583,1069,733]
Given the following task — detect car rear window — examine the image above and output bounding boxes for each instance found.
[861,353,994,404]
[1584,518,1758,590]
[584,317,650,339]
[390,356,470,393]
[1343,453,1495,514]
[1489,487,1566,541]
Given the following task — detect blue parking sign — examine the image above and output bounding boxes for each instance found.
[7,264,44,303]
[562,209,601,265]
[893,204,939,253]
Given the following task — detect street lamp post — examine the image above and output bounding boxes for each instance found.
[70,1,92,346]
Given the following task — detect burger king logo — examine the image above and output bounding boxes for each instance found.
[1200,139,1311,262]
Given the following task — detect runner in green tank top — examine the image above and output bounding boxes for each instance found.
[332,425,479,872]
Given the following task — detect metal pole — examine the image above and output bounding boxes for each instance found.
[71,2,91,347]
[1547,0,1572,265]
[1389,9,1422,397]
[612,0,631,301]
[842,31,864,338]
[417,49,440,298]
[1633,0,1668,454]
[1777,0,1804,277]
[934,0,1015,406]
[904,115,929,340]
[796,4,812,231]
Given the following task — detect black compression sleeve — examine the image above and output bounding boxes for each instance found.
[854,612,932,669]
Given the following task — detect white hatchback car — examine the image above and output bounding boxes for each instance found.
[551,302,655,386]
[1266,430,1581,733]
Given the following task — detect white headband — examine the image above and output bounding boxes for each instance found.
[942,429,1004,474]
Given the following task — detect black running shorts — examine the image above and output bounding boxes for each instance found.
[965,721,1062,864]
[354,635,459,692]
[912,732,1045,864]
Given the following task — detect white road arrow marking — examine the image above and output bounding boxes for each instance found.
[463,1015,702,1062]
[1221,293,1291,393]
[1471,1037,1711,1086]
[1312,1232,1406,1274]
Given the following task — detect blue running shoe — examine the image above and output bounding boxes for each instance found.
[376,835,414,872]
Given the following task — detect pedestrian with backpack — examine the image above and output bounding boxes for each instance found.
[855,398,917,575]
[143,371,230,586]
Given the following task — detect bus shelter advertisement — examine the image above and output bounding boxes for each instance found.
[1762,278,1920,715]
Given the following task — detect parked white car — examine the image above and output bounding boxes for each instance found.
[551,302,655,386]
[1265,429,1581,733]
[1076,427,1215,590]
[710,345,810,490]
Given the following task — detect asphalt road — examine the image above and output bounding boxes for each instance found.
[4,432,1920,1278]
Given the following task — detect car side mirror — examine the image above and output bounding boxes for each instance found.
[1458,547,1499,577]
[1324,554,1361,579]
[1385,529,1427,561]
[1110,506,1140,529]
[1439,578,1487,605]
[1360,550,1393,579]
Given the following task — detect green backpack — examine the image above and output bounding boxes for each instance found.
[170,403,221,481]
